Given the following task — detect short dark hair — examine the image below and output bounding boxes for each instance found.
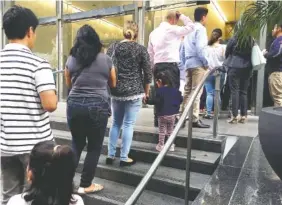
[156,71,172,87]
[3,5,39,40]
[194,7,208,22]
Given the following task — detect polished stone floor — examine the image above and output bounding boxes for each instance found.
[192,136,282,205]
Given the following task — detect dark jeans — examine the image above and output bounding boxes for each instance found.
[67,96,109,188]
[1,154,29,205]
[153,63,180,124]
[228,68,251,117]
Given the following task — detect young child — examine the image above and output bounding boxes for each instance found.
[147,72,183,152]
[7,141,84,205]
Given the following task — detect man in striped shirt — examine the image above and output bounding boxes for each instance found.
[0,6,58,204]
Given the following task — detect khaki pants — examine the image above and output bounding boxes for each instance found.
[181,67,207,122]
[269,72,282,107]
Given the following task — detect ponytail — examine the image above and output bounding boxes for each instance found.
[208,28,223,46]
[24,141,76,205]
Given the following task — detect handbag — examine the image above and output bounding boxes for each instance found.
[251,43,266,71]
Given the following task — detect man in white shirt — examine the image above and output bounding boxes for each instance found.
[0,6,57,204]
[148,11,194,126]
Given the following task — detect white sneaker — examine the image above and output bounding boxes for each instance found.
[156,143,164,152]
[169,144,175,152]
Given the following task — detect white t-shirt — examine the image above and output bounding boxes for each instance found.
[7,194,84,205]
[206,44,226,68]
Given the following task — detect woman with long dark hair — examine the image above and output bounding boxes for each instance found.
[224,35,254,124]
[106,21,152,167]
[204,28,226,119]
[7,141,83,205]
[64,25,116,193]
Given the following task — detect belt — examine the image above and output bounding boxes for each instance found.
[155,62,178,66]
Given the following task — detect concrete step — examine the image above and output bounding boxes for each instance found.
[51,121,225,153]
[54,130,221,175]
[74,174,189,205]
[76,153,210,200]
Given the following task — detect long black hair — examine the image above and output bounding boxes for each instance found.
[24,141,76,205]
[70,24,102,68]
[208,28,223,46]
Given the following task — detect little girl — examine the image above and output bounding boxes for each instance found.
[148,72,183,152]
[7,141,84,205]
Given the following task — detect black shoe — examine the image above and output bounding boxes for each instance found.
[120,158,136,167]
[154,120,158,127]
[192,120,210,128]
[106,157,115,165]
[203,114,213,119]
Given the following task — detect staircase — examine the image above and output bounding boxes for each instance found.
[51,120,225,205]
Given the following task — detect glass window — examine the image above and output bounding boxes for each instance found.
[33,25,57,69]
[15,0,56,17]
[64,1,133,14]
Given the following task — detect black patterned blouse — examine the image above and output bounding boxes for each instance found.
[107,41,152,100]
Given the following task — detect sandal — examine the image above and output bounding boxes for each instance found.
[77,184,104,194]
[239,116,247,124]
[228,117,238,124]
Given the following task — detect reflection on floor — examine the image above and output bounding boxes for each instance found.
[192,136,282,205]
[222,136,238,159]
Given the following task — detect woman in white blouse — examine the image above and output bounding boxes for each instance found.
[204,28,226,119]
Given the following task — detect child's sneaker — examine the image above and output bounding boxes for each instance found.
[156,143,164,152]
[169,144,175,152]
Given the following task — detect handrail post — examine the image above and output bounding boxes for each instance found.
[213,71,220,138]
[185,106,193,205]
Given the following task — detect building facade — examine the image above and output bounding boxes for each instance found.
[0,0,252,102]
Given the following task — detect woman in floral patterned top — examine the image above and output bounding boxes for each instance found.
[106,21,152,167]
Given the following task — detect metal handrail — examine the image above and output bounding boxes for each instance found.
[125,69,215,205]
[52,69,64,74]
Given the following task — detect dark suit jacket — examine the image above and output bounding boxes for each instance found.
[224,37,253,69]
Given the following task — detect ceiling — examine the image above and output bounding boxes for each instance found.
[69,1,133,11]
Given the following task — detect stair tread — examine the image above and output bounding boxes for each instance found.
[74,174,187,205]
[104,138,221,165]
[54,129,221,165]
[52,127,224,143]
[79,153,210,191]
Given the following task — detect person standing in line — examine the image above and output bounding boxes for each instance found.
[179,36,186,96]
[65,25,116,194]
[148,10,195,127]
[224,35,254,124]
[147,72,183,152]
[204,28,226,119]
[263,24,282,107]
[0,6,58,205]
[106,21,152,167]
[7,141,84,205]
[180,7,210,128]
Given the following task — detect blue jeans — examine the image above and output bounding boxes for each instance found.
[67,96,108,187]
[108,98,142,161]
[204,74,225,115]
